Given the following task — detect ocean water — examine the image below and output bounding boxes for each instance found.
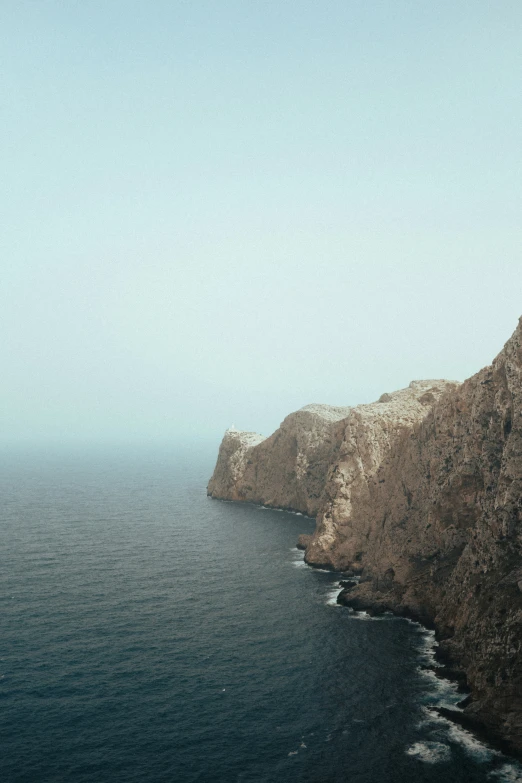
[1,444,521,783]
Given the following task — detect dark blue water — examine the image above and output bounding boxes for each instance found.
[1,445,520,783]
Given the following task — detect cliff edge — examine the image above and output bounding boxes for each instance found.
[207,318,522,755]
[207,404,352,517]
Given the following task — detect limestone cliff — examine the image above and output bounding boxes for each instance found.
[329,319,522,754]
[208,318,522,755]
[207,404,351,517]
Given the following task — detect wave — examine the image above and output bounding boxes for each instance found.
[406,741,451,763]
[409,629,522,774]
[489,763,522,782]
[326,587,343,606]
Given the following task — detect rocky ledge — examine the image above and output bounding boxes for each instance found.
[208,318,522,755]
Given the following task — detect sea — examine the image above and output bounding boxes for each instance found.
[1,444,521,783]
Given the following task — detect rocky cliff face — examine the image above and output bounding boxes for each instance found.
[208,318,522,755]
[207,404,352,517]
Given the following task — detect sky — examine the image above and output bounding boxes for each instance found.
[2,1,522,445]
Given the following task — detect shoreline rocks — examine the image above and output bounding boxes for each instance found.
[296,534,312,551]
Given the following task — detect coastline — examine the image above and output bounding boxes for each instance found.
[207,321,522,760]
[210,490,522,771]
[211,492,522,762]
[335,585,522,763]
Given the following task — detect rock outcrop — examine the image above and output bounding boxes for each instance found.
[207,318,522,755]
[208,404,352,517]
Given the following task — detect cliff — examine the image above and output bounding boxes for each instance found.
[207,404,352,517]
[207,318,522,755]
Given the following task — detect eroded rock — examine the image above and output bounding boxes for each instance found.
[208,404,351,516]
[208,317,522,754]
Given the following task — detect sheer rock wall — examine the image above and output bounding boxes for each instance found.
[207,405,351,517]
[330,319,522,752]
[207,318,522,754]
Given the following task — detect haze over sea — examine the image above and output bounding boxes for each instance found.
[1,444,521,783]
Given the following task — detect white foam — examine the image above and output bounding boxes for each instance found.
[326,587,343,606]
[417,706,453,729]
[416,628,442,668]
[260,505,310,518]
[344,609,394,622]
[404,617,424,629]
[290,549,305,567]
[413,625,466,712]
[489,763,522,782]
[406,741,451,763]
[420,707,497,762]
[413,628,497,760]
[349,610,372,621]
[446,721,496,762]
[416,666,462,708]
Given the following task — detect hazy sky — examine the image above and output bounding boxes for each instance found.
[2,1,522,445]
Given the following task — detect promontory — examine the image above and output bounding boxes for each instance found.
[208,318,522,756]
